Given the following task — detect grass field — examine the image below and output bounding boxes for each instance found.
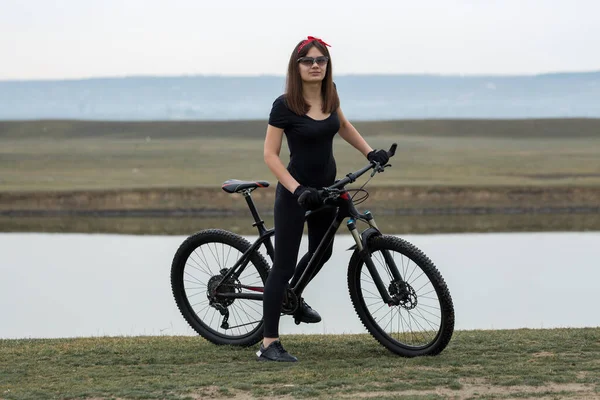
[1,123,600,192]
[1,119,599,232]
[1,328,599,399]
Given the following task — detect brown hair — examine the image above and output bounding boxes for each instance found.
[284,39,340,116]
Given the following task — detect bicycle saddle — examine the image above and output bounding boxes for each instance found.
[221,179,270,193]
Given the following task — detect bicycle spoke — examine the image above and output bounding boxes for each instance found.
[223,320,262,330]
[207,242,220,268]
[417,305,442,319]
[186,291,204,298]
[418,302,441,310]
[368,301,389,315]
[238,299,263,316]
[230,304,244,336]
[193,248,213,275]
[405,260,418,284]
[183,273,206,287]
[359,284,381,300]
[187,253,212,277]
[414,307,440,332]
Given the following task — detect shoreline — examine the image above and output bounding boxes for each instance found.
[2,185,599,216]
[3,212,600,236]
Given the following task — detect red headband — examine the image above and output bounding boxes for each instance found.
[297,36,331,54]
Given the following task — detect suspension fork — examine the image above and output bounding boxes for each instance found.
[347,218,394,305]
[347,212,405,305]
[364,211,404,283]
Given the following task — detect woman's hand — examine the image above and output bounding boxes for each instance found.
[293,185,322,210]
[367,149,390,166]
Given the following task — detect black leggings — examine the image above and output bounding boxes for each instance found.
[262,182,336,338]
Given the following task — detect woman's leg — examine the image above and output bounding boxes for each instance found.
[262,183,306,342]
[290,207,337,288]
[287,207,336,323]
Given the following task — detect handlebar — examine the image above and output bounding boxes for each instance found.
[299,143,397,217]
[326,143,397,191]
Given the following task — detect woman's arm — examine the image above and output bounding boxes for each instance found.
[337,107,374,157]
[264,124,301,193]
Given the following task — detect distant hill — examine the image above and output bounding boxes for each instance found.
[1,72,600,120]
[2,118,600,140]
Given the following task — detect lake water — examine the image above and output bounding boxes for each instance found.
[1,231,599,339]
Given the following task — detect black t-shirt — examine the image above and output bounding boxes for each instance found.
[268,94,341,188]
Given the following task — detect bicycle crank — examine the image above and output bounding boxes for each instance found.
[280,288,299,316]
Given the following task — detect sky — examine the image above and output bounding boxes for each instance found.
[1,0,599,81]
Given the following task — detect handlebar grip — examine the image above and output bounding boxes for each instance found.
[387,143,397,158]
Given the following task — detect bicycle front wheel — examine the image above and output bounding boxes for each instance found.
[348,235,455,357]
[170,229,270,347]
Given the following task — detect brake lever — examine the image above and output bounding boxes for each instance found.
[371,163,390,176]
[305,189,339,218]
[321,188,341,200]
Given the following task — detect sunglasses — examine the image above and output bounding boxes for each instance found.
[297,56,329,67]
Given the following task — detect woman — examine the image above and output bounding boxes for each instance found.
[259,36,390,362]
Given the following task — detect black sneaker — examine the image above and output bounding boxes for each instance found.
[294,299,322,324]
[256,340,298,362]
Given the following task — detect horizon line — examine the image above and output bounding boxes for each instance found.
[2,69,600,84]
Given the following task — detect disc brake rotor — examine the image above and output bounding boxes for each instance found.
[389,280,418,310]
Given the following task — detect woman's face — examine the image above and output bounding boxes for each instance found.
[298,46,328,83]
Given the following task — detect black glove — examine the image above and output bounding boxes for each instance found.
[293,185,322,210]
[367,149,390,166]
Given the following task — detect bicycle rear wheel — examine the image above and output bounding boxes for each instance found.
[170,229,270,346]
[347,235,454,357]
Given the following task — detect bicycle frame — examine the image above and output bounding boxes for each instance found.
[217,144,404,307]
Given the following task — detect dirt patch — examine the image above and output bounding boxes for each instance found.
[339,382,594,399]
[527,351,557,362]
[170,381,600,400]
[184,382,597,399]
[532,351,555,357]
[520,173,600,180]
[186,385,292,399]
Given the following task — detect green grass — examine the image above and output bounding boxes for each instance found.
[1,132,600,192]
[1,328,599,399]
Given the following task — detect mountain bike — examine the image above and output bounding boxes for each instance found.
[170,143,455,357]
